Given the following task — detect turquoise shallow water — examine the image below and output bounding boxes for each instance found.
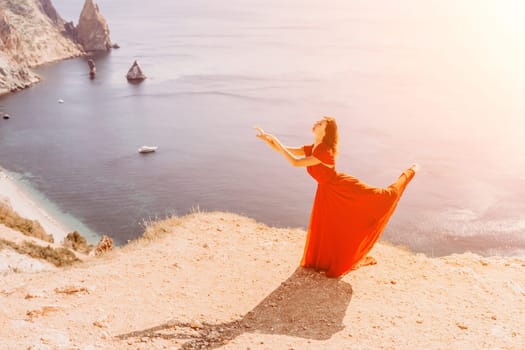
[0,0,524,255]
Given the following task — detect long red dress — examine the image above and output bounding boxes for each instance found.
[301,143,416,277]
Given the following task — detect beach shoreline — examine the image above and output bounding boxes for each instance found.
[0,167,71,243]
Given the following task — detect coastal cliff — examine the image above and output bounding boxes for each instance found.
[1,211,524,349]
[0,170,524,349]
[0,0,112,95]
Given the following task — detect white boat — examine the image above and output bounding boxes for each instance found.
[138,146,158,154]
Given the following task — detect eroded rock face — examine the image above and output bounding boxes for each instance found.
[76,0,111,51]
[0,0,84,94]
[37,0,63,25]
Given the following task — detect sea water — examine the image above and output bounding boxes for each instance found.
[0,0,524,256]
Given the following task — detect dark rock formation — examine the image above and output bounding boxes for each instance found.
[63,21,78,40]
[87,58,96,78]
[76,0,111,51]
[126,60,146,82]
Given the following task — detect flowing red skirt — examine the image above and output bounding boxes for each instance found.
[301,169,415,277]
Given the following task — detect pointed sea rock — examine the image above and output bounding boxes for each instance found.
[126,60,146,82]
[76,0,111,51]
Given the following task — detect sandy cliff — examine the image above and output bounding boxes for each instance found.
[0,0,84,95]
[1,211,524,350]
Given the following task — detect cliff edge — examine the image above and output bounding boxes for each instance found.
[1,211,524,349]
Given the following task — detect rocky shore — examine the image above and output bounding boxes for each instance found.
[0,0,111,95]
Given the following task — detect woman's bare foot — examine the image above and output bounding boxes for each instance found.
[409,163,420,173]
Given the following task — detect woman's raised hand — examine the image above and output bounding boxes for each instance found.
[254,126,267,139]
[254,126,280,150]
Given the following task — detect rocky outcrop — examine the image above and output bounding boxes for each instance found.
[76,0,111,51]
[0,0,84,95]
[37,0,63,25]
[94,235,113,256]
[63,231,93,254]
[126,60,146,82]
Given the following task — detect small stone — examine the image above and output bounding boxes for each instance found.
[93,320,106,328]
[390,280,397,285]
[491,315,497,320]
[456,322,468,330]
[190,320,203,329]
[416,320,423,324]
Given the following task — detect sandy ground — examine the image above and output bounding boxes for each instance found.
[0,209,523,349]
[1,168,524,349]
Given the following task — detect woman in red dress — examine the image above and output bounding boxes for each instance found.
[255,117,418,277]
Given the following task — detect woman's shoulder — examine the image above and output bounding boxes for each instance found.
[303,143,314,156]
[314,142,333,154]
[313,142,335,164]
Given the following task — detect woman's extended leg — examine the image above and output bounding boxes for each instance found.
[387,163,419,195]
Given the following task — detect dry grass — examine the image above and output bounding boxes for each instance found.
[0,238,79,267]
[136,215,184,243]
[136,206,221,244]
[0,201,54,243]
[63,230,93,254]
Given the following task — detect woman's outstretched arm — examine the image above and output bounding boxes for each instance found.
[254,127,305,156]
[255,127,321,167]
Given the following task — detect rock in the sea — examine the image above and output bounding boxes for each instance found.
[126,60,146,82]
[87,58,96,78]
[77,0,112,51]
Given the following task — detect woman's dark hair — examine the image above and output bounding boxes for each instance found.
[322,116,339,156]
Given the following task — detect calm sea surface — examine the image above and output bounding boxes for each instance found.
[1,0,524,256]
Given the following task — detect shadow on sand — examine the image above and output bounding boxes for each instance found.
[116,267,353,349]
